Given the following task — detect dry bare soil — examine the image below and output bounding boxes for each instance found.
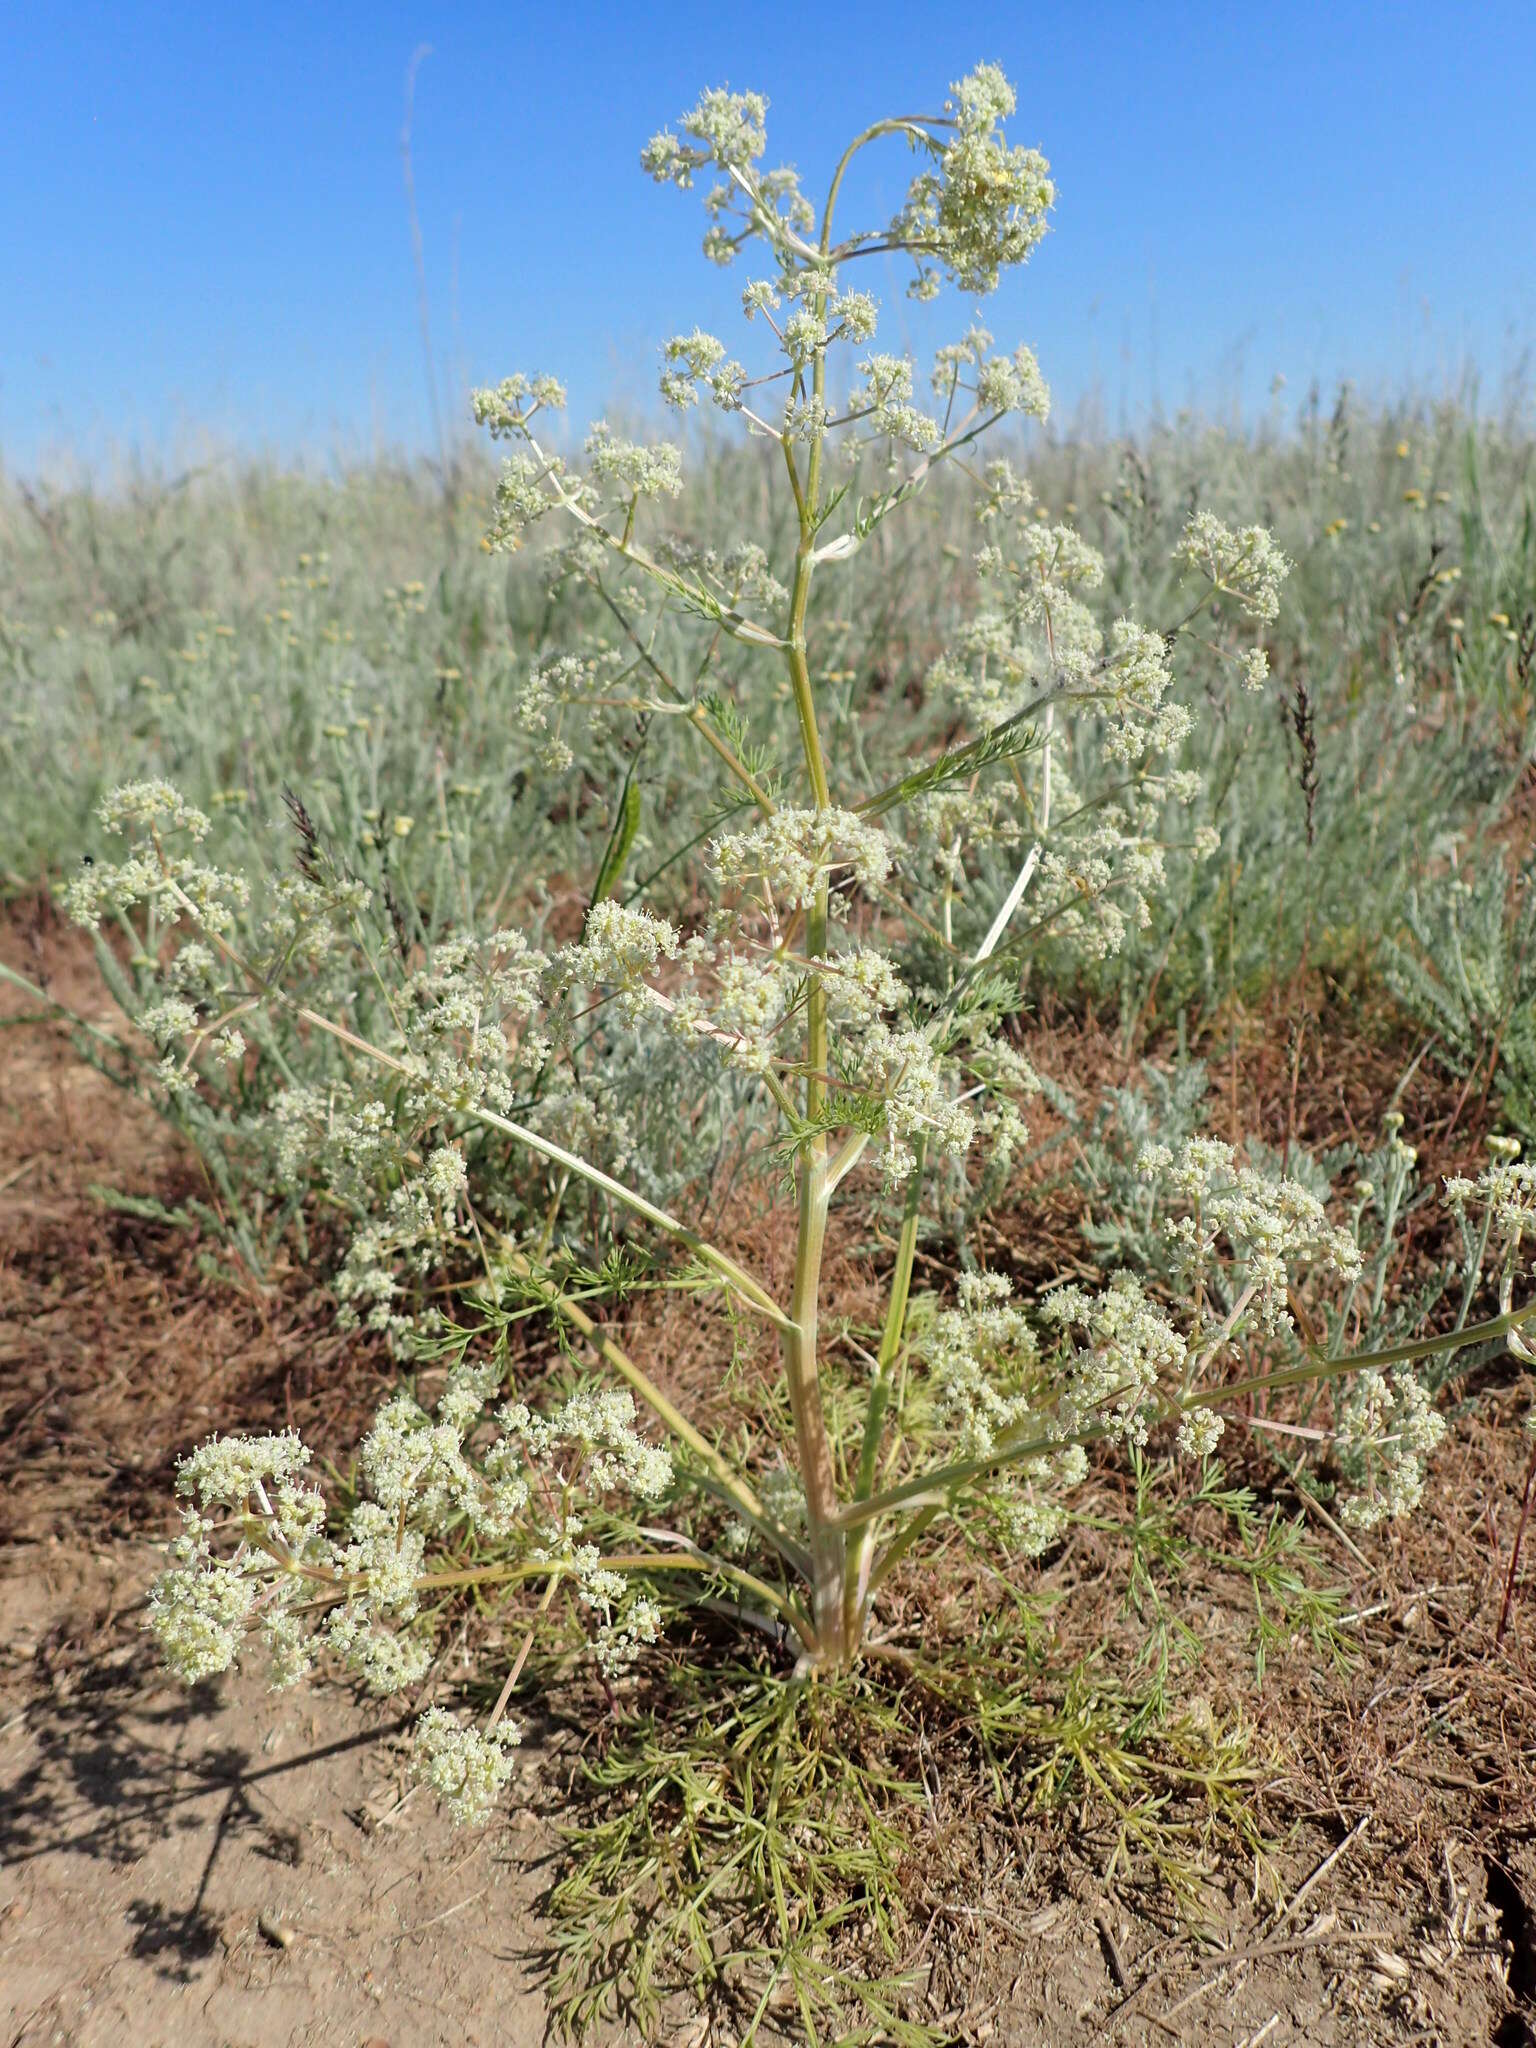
[3,903,1534,2048]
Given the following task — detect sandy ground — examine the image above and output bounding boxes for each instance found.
[1,1547,557,2048]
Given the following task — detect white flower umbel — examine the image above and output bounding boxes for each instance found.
[1176,1408,1226,1460]
[147,1376,677,1823]
[1043,1272,1186,1445]
[710,807,891,914]
[1146,1136,1362,1341]
[893,65,1054,298]
[500,1387,675,1500]
[559,901,683,1019]
[412,1708,523,1827]
[148,1432,333,1688]
[1336,1369,1447,1529]
[1174,512,1292,624]
[926,1271,1039,1458]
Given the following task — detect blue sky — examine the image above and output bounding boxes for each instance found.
[4,1,1533,474]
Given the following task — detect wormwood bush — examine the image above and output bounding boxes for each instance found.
[1383,847,1536,1143]
[65,67,1536,1913]
[1029,391,1534,1023]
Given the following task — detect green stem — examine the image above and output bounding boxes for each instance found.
[498,1246,807,1577]
[784,574,831,811]
[0,960,143,1064]
[820,122,901,253]
[833,1294,1536,1536]
[771,280,849,1661]
[486,1570,561,1731]
[1456,1204,1495,1332]
[782,1139,846,1660]
[864,1501,943,1609]
[590,575,775,814]
[410,1549,814,1647]
[845,1143,926,1636]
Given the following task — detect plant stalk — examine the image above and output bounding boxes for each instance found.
[846,1143,926,1637]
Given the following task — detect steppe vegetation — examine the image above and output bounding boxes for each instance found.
[3,62,1536,2048]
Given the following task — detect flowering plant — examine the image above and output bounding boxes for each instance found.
[66,65,1536,1826]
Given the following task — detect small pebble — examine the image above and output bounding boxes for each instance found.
[257,1910,295,1949]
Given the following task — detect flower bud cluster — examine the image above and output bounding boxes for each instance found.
[975,344,1051,420]
[1140,1135,1362,1334]
[1176,1407,1226,1460]
[1335,1368,1447,1528]
[894,66,1054,299]
[710,806,892,913]
[920,479,1213,956]
[515,651,611,772]
[1174,512,1293,624]
[150,1379,673,1822]
[1443,1152,1536,1243]
[146,1431,330,1688]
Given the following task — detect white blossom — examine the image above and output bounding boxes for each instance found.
[559,901,682,1015]
[98,779,211,841]
[893,65,1054,299]
[925,1270,1038,1457]
[1175,512,1292,624]
[1176,1407,1226,1459]
[975,344,1050,420]
[584,421,683,500]
[426,1146,468,1205]
[710,807,892,912]
[412,1708,522,1827]
[1146,1135,1362,1334]
[471,374,566,436]
[1336,1369,1446,1529]
[1043,1272,1185,1444]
